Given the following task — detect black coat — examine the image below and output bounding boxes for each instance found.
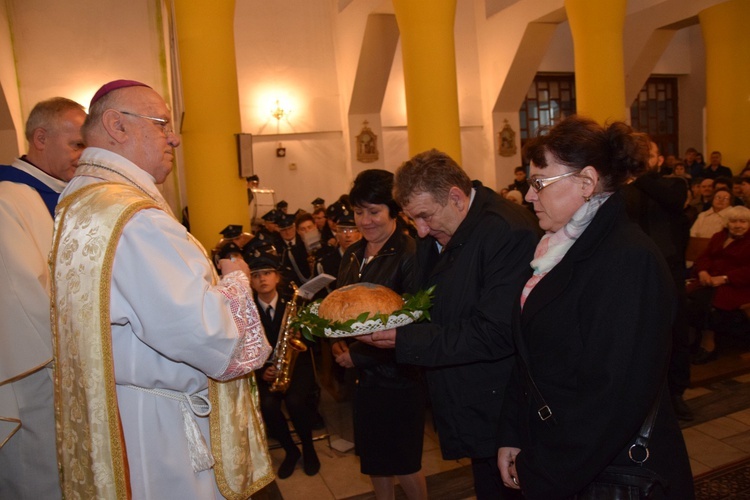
[339,229,418,387]
[395,181,540,459]
[499,192,694,499]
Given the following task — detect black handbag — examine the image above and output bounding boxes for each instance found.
[574,465,667,499]
[518,353,668,499]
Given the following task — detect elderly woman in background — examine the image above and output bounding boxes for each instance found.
[689,205,750,364]
[332,169,427,500]
[497,116,693,499]
[690,187,733,238]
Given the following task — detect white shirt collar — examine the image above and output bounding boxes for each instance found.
[257,293,279,312]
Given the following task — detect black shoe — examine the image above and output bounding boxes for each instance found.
[671,395,694,421]
[303,447,320,476]
[277,448,301,479]
[691,347,718,365]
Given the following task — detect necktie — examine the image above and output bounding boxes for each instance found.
[266,305,274,321]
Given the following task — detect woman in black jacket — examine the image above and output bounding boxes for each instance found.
[332,169,427,500]
[497,116,694,499]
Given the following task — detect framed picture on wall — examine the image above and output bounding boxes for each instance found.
[236,133,254,178]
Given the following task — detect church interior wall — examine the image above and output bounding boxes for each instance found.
[0,0,737,215]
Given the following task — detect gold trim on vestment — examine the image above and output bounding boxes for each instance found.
[51,183,153,499]
[51,180,273,499]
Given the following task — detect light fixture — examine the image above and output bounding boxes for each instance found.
[271,99,291,157]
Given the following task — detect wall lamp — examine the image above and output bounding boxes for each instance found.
[271,99,291,157]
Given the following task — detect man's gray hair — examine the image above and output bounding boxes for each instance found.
[25,97,85,142]
[393,149,472,206]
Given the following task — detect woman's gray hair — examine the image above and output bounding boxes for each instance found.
[724,205,750,223]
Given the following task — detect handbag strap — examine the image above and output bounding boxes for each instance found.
[516,350,556,425]
[627,385,662,464]
[517,350,662,464]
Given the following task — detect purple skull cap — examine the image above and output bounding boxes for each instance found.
[90,80,152,108]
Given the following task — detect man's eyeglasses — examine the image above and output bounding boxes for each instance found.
[337,227,360,235]
[119,110,173,135]
[527,171,578,193]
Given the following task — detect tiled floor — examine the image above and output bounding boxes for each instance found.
[264,346,750,499]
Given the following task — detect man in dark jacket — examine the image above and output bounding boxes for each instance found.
[361,149,540,499]
[623,140,693,421]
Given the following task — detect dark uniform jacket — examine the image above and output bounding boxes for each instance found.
[254,295,314,379]
[499,192,694,499]
[394,181,540,459]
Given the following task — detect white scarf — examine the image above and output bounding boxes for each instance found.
[520,192,612,308]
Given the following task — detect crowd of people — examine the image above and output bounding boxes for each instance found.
[3,78,749,499]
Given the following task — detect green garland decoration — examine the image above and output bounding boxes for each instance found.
[291,286,435,341]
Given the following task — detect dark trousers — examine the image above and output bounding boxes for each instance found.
[471,456,523,500]
[668,276,691,396]
[257,360,318,452]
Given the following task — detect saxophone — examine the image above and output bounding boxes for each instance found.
[269,283,308,393]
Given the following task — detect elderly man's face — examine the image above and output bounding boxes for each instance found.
[119,87,180,183]
[700,179,715,198]
[42,108,87,181]
[403,189,468,246]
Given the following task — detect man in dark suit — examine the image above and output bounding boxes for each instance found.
[701,151,733,179]
[277,212,312,290]
[314,209,360,285]
[624,140,692,421]
[361,149,540,499]
[249,252,320,479]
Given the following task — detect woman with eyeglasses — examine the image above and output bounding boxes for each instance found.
[688,205,750,364]
[497,116,694,499]
[689,187,733,239]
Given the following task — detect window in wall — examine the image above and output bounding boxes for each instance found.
[519,74,576,149]
[630,77,678,157]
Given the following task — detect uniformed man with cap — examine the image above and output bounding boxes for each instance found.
[315,209,360,287]
[255,209,284,253]
[247,251,321,479]
[311,197,326,210]
[313,205,334,246]
[246,175,260,226]
[277,212,310,294]
[325,199,351,240]
[211,224,252,268]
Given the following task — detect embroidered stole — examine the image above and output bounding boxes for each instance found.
[50,182,273,499]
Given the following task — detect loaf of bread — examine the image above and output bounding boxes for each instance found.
[318,283,404,323]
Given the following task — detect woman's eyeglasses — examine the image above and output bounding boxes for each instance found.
[527,171,578,193]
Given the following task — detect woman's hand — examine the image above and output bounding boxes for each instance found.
[498,447,522,490]
[698,270,728,287]
[698,270,713,287]
[335,350,354,368]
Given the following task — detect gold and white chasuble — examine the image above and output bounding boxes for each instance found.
[50,152,274,499]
